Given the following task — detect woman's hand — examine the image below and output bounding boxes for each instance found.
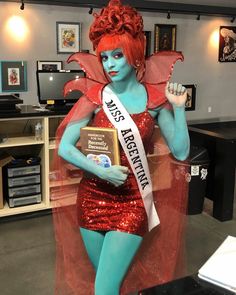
[165,82,187,107]
[98,165,129,187]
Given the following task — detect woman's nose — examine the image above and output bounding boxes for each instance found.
[107,58,115,69]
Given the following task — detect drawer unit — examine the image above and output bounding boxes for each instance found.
[8,174,40,188]
[8,184,41,198]
[7,165,40,177]
[3,159,42,208]
[8,194,42,208]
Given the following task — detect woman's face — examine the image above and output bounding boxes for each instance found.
[100,48,134,82]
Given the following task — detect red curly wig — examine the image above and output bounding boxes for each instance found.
[89,0,146,71]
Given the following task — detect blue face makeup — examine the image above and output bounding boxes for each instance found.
[101,48,134,82]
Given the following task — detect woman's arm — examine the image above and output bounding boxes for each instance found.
[156,82,190,161]
[58,117,129,186]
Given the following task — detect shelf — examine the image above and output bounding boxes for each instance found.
[50,177,81,188]
[0,136,44,148]
[49,144,56,150]
[50,194,76,208]
[0,115,68,219]
[0,201,50,217]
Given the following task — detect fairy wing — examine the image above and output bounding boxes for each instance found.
[142,51,184,109]
[67,52,109,83]
[63,52,108,105]
[142,51,184,85]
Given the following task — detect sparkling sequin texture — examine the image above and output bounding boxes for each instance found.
[77,108,155,236]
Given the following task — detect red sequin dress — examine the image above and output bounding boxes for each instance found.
[77,108,155,237]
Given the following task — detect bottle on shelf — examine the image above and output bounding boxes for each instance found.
[35,122,43,141]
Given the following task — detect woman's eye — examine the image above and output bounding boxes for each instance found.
[101,56,108,62]
[114,52,123,59]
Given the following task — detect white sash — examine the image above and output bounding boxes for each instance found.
[102,86,160,231]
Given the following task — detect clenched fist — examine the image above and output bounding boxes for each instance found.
[165,82,187,107]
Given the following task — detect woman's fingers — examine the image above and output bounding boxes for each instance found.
[117,166,129,174]
[167,82,185,96]
[105,165,129,186]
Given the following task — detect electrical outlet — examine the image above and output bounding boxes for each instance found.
[208,106,212,113]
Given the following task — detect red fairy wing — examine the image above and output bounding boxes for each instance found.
[67,52,109,84]
[142,51,184,84]
[64,77,102,97]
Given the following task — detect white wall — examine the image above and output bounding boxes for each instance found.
[0,2,235,121]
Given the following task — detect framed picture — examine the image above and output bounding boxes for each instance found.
[0,61,27,92]
[154,24,177,52]
[184,84,196,111]
[219,26,236,62]
[144,31,152,57]
[37,60,63,71]
[56,22,81,54]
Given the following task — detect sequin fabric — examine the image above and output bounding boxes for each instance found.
[77,108,155,236]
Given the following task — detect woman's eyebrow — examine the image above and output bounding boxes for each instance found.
[111,49,122,53]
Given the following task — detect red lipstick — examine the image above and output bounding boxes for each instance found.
[109,71,118,76]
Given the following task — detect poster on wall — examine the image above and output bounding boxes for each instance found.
[219,26,236,62]
[144,31,151,57]
[0,61,27,92]
[56,22,81,54]
[154,24,177,52]
[183,84,196,111]
[37,61,63,71]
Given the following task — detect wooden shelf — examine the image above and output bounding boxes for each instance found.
[0,115,66,218]
[49,138,56,149]
[50,194,76,208]
[0,136,44,148]
[0,201,50,217]
[50,177,81,188]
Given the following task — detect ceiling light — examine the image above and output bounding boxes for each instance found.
[20,0,24,10]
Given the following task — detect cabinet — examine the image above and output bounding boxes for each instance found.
[0,114,69,217]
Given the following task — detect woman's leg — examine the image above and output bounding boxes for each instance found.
[80,227,105,271]
[95,231,142,295]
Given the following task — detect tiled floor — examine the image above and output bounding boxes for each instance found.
[0,199,235,295]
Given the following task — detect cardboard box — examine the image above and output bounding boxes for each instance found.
[0,154,14,209]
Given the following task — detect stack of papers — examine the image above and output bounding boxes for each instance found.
[198,235,236,293]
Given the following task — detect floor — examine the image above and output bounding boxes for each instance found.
[0,199,235,295]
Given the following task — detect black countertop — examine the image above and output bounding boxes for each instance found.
[188,120,236,141]
[0,105,70,118]
[141,275,235,295]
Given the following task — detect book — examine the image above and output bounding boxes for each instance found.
[198,235,236,293]
[80,127,120,167]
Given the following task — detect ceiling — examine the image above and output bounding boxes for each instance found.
[150,0,236,8]
[1,0,236,16]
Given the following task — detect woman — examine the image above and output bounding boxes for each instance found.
[55,1,189,294]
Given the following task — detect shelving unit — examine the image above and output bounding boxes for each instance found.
[0,114,79,218]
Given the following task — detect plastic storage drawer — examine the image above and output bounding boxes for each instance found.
[8,184,41,198]
[7,165,40,177]
[8,194,42,208]
[8,174,41,188]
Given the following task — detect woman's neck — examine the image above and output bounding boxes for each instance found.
[109,69,139,94]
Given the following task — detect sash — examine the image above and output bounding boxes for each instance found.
[102,86,160,231]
